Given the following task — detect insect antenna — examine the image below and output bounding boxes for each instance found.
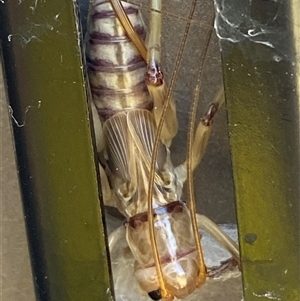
[145,0,203,298]
[109,0,147,60]
[107,0,218,298]
[122,0,213,28]
[186,14,215,286]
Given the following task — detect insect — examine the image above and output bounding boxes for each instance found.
[85,0,240,300]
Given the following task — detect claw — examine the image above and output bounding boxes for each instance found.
[207,257,239,278]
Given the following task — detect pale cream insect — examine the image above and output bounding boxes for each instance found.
[86,0,240,300]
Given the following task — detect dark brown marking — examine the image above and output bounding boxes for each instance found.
[128,201,184,228]
[92,4,138,20]
[89,25,146,44]
[96,101,154,121]
[91,81,148,95]
[145,63,164,86]
[87,56,146,72]
[202,103,219,126]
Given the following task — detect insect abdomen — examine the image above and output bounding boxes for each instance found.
[86,0,152,120]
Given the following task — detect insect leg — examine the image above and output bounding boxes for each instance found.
[90,100,113,205]
[196,214,240,263]
[186,81,224,288]
[145,0,178,146]
[91,100,105,153]
[91,101,118,207]
[191,86,225,171]
[98,163,116,207]
[108,224,126,253]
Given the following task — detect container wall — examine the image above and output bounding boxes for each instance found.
[0,1,114,300]
[216,0,300,299]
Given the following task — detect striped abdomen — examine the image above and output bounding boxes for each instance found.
[86,0,152,120]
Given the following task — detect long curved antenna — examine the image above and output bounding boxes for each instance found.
[146,0,200,299]
[185,13,215,287]
[121,0,213,28]
[145,1,172,298]
[109,0,147,61]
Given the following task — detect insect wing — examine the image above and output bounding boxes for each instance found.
[103,113,137,201]
[127,109,167,185]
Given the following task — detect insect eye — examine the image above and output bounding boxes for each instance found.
[148,289,161,300]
